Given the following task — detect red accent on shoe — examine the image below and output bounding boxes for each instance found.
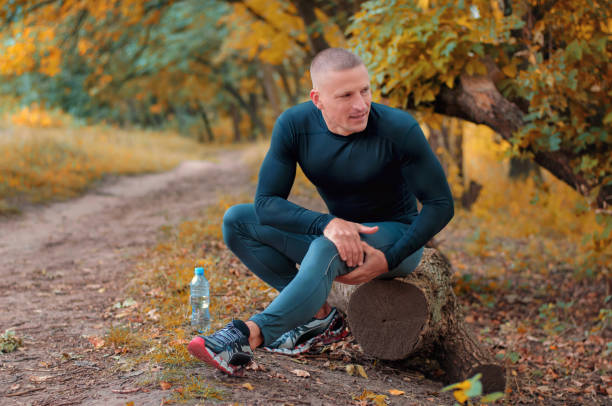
[187,336,243,376]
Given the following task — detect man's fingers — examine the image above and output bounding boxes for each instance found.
[352,240,364,267]
[357,224,379,234]
[336,244,347,262]
[360,241,374,252]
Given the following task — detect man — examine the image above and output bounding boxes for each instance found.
[187,48,454,375]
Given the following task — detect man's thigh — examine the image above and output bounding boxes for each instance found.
[229,203,317,264]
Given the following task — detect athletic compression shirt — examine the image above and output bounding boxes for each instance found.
[254,101,454,270]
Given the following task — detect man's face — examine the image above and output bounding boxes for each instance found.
[310,65,372,136]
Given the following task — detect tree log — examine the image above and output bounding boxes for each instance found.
[328,248,506,393]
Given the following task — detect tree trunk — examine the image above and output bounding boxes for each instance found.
[261,62,282,118]
[328,248,506,393]
[508,156,541,180]
[428,74,611,209]
[276,64,297,105]
[247,92,264,139]
[199,104,215,143]
[230,106,241,142]
[292,0,330,55]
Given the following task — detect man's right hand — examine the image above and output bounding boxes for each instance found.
[323,218,379,267]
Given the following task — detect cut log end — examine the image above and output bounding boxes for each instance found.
[347,280,428,360]
[470,364,507,394]
[329,248,506,391]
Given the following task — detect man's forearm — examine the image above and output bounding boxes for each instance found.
[254,194,335,235]
[383,198,454,269]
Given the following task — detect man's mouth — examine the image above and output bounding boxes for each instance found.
[350,112,368,120]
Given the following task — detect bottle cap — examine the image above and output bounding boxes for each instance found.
[194,267,204,275]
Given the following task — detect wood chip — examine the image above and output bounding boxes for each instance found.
[291,369,310,378]
[111,388,141,394]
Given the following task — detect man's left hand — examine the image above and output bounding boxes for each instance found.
[334,241,389,285]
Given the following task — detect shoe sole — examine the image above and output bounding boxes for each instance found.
[263,325,349,355]
[187,337,250,376]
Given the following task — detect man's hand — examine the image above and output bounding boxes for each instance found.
[334,242,389,285]
[323,218,379,267]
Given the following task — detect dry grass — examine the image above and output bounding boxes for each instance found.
[0,125,221,214]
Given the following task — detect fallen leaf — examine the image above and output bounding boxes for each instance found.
[159,381,171,390]
[269,372,287,381]
[87,336,105,349]
[146,309,160,321]
[388,389,405,396]
[346,364,368,378]
[29,375,53,383]
[125,402,134,406]
[10,384,20,391]
[291,369,310,378]
[246,361,266,371]
[242,382,254,390]
[355,389,388,406]
[356,365,368,379]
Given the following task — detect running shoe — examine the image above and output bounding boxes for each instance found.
[263,307,348,355]
[187,319,253,375]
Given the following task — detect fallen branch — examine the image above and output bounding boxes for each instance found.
[111,387,141,394]
[4,387,45,397]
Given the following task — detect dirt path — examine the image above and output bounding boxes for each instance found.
[0,149,254,405]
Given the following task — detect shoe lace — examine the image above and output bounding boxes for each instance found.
[212,323,244,346]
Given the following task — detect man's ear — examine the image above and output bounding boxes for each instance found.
[310,89,322,109]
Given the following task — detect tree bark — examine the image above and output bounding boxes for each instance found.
[261,62,282,118]
[427,74,610,209]
[230,105,241,142]
[198,104,215,143]
[291,0,331,55]
[328,248,506,392]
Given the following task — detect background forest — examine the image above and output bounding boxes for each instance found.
[0,0,610,405]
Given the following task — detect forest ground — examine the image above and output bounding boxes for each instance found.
[0,145,609,406]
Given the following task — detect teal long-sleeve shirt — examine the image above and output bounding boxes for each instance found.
[254,101,454,270]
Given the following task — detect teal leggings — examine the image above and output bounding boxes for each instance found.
[222,204,424,346]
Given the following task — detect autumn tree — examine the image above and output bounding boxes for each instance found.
[346,0,610,213]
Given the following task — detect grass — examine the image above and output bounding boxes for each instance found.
[0,124,223,214]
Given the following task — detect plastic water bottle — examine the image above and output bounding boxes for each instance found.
[190,266,211,333]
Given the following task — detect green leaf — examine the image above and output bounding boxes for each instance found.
[508,351,520,363]
[549,133,561,151]
[472,43,484,57]
[465,374,483,397]
[566,40,583,63]
[601,219,612,240]
[481,392,504,403]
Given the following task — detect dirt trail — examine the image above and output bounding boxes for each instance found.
[0,149,252,405]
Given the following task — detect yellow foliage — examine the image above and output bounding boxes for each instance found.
[0,121,214,212]
[10,104,66,128]
[455,121,608,273]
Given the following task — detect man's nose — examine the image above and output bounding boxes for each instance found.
[353,94,368,111]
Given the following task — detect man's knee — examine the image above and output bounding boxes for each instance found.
[302,236,346,277]
[307,236,338,260]
[222,203,255,246]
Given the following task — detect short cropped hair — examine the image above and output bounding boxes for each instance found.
[310,48,365,88]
